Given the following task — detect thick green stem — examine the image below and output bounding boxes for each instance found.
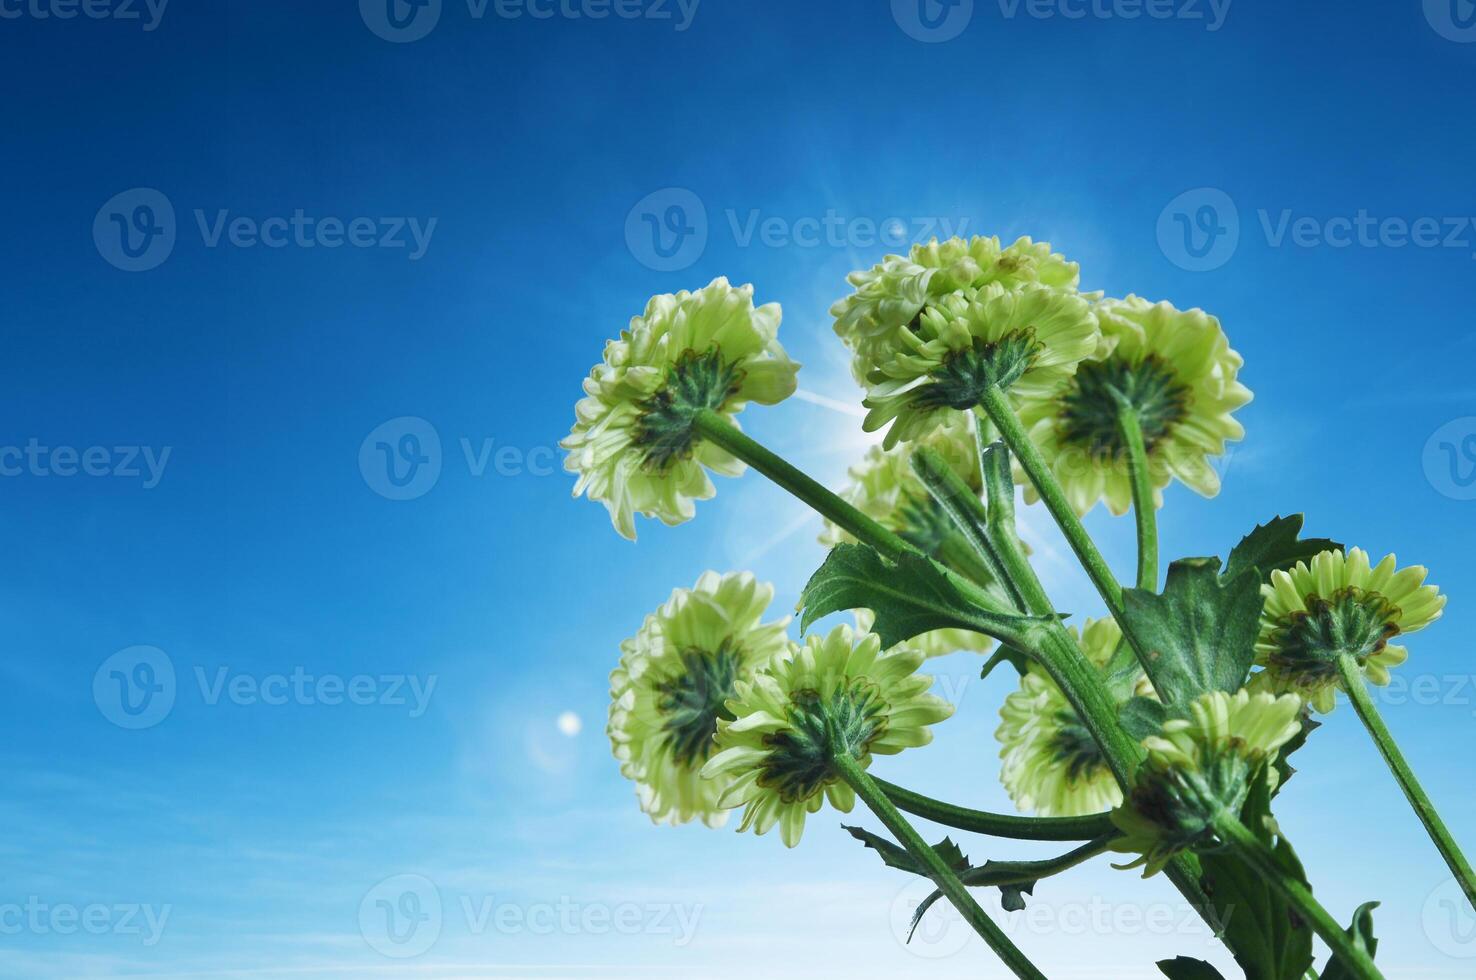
[874,777,1116,841]
[1213,810,1384,980]
[912,446,1025,610]
[833,754,1046,980]
[693,409,911,560]
[977,386,1151,661]
[1116,405,1159,592]
[1337,654,1476,910]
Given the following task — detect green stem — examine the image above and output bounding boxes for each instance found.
[693,409,911,560]
[959,836,1112,889]
[1212,810,1384,980]
[977,386,1132,621]
[912,446,1024,610]
[1337,654,1476,910]
[874,777,1117,841]
[1116,404,1159,592]
[833,754,1046,980]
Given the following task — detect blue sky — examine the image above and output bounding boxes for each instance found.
[3,1,1476,976]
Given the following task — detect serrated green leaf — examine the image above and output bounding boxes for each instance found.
[1319,901,1379,979]
[1121,557,1265,708]
[1157,957,1229,980]
[843,825,918,873]
[799,543,1049,649]
[1272,707,1320,792]
[1119,696,1169,741]
[1224,515,1342,584]
[1198,765,1314,980]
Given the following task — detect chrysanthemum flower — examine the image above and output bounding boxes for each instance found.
[1016,296,1251,516]
[832,236,1081,383]
[563,278,800,539]
[702,624,954,847]
[608,571,792,827]
[1109,689,1303,877]
[1255,549,1445,713]
[862,284,1100,449]
[996,617,1130,817]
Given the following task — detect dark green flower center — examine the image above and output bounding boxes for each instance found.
[1131,749,1258,851]
[909,332,1043,411]
[1266,587,1401,682]
[655,642,743,768]
[1057,355,1191,460]
[758,680,889,804]
[635,348,745,472]
[1048,710,1110,784]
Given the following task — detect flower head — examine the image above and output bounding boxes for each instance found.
[608,571,791,827]
[1109,689,1303,876]
[703,624,953,846]
[862,284,1100,448]
[563,278,800,539]
[832,236,1081,383]
[1016,296,1251,516]
[997,617,1130,816]
[1255,549,1445,712]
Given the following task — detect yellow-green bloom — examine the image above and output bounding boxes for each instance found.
[1109,689,1303,877]
[862,284,1100,449]
[832,236,1081,383]
[608,571,791,827]
[703,624,953,847]
[563,278,800,539]
[996,617,1130,817]
[1016,296,1252,516]
[1255,549,1445,713]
